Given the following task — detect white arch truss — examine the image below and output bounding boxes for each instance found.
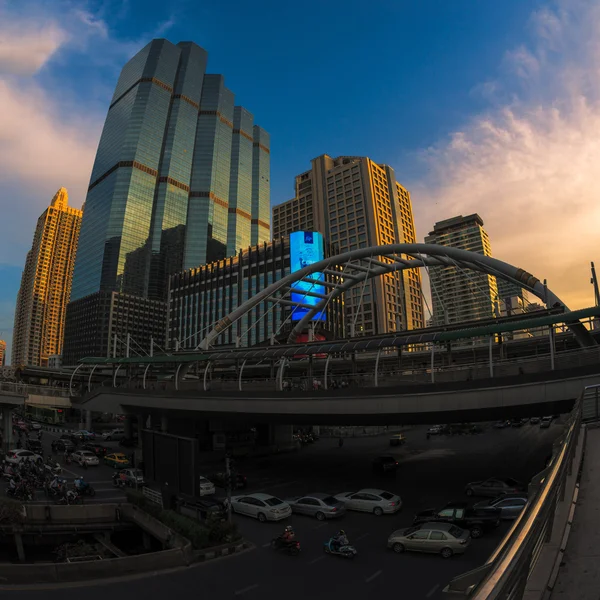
[199,243,595,349]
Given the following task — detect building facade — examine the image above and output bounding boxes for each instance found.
[272,155,424,337]
[168,233,344,349]
[424,214,499,326]
[63,292,166,365]
[0,341,6,367]
[70,38,270,305]
[12,189,82,367]
[497,279,530,307]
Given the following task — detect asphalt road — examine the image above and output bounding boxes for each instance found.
[2,429,127,504]
[1,421,561,599]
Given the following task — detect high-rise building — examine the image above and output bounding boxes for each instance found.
[70,38,270,304]
[168,232,344,349]
[497,279,530,306]
[272,155,424,337]
[0,340,6,367]
[12,188,82,367]
[424,214,499,326]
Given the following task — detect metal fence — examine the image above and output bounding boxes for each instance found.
[443,384,590,598]
[0,381,71,398]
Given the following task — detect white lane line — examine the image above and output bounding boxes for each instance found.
[261,542,271,548]
[355,532,370,541]
[426,584,440,598]
[234,584,259,596]
[313,522,329,529]
[365,570,382,583]
[308,556,325,565]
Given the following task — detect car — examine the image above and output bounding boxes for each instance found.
[389,434,406,446]
[71,430,96,442]
[334,488,402,515]
[210,472,248,489]
[387,522,471,558]
[286,493,346,520]
[5,449,43,464]
[465,477,525,498]
[104,452,130,469]
[427,425,444,435]
[469,424,483,434]
[29,422,42,431]
[473,495,528,519]
[520,418,529,425]
[102,429,125,441]
[120,468,145,487]
[413,501,501,538]
[72,450,100,467]
[510,419,523,428]
[231,493,292,522]
[493,420,511,429]
[51,438,75,453]
[178,496,227,521]
[82,443,109,457]
[372,455,399,474]
[540,416,553,429]
[199,476,215,496]
[530,417,541,425]
[25,438,44,455]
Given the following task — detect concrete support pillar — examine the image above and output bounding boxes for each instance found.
[14,532,25,562]
[124,415,133,439]
[2,407,13,453]
[85,410,92,431]
[160,415,168,433]
[143,531,152,551]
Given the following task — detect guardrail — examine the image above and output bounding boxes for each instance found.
[143,486,164,508]
[443,384,591,598]
[0,381,71,398]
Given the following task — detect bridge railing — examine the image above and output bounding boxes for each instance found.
[443,384,590,598]
[0,381,71,398]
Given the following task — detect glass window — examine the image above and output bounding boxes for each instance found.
[438,508,455,517]
[412,531,430,540]
[429,531,447,541]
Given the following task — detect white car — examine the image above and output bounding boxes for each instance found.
[6,449,43,465]
[72,450,99,466]
[334,488,402,515]
[199,476,215,496]
[231,493,292,522]
[29,422,42,431]
[102,429,124,441]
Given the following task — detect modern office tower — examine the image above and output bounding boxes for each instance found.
[497,279,530,306]
[272,155,424,336]
[424,214,499,326]
[12,189,82,367]
[0,341,6,367]
[70,38,270,305]
[169,233,344,349]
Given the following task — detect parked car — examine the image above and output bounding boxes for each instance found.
[334,488,402,515]
[389,434,406,446]
[51,438,75,453]
[413,501,501,538]
[465,477,525,498]
[72,450,99,467]
[209,472,248,489]
[540,416,553,429]
[230,493,292,522]
[104,452,130,469]
[199,476,215,496]
[387,522,471,558]
[102,428,125,441]
[82,443,108,457]
[5,449,43,464]
[427,425,444,435]
[178,496,226,521]
[473,495,528,519]
[119,468,145,487]
[286,493,346,520]
[372,455,399,474]
[25,438,44,455]
[530,417,541,425]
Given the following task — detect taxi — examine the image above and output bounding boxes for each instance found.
[389,433,406,447]
[104,452,131,469]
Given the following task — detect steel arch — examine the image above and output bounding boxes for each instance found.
[199,243,594,349]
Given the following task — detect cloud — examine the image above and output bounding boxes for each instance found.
[411,0,600,311]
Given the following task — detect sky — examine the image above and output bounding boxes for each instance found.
[1,0,599,362]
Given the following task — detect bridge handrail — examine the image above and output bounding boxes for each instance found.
[444,384,590,598]
[0,381,71,398]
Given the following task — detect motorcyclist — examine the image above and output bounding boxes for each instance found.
[281,525,295,545]
[74,477,88,492]
[332,529,349,552]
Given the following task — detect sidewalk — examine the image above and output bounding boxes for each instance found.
[551,426,600,599]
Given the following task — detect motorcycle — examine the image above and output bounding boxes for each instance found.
[55,489,83,505]
[112,471,126,488]
[44,461,61,476]
[323,538,358,559]
[74,478,96,497]
[271,536,301,556]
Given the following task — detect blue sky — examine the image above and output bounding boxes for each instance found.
[1,0,599,362]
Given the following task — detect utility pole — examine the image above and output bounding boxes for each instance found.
[225,454,232,523]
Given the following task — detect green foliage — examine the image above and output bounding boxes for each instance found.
[0,498,25,525]
[54,539,106,562]
[125,489,241,550]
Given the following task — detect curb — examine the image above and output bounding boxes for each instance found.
[195,540,252,562]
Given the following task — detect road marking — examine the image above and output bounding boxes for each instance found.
[365,570,382,583]
[234,584,259,596]
[308,556,325,565]
[426,584,440,598]
[261,542,271,548]
[355,532,370,541]
[313,522,329,529]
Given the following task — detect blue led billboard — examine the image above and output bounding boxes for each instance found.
[290,231,326,322]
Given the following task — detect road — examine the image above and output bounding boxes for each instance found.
[2,421,561,599]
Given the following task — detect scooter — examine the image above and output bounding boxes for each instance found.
[74,478,96,497]
[271,536,301,556]
[323,538,358,559]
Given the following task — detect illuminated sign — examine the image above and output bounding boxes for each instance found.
[290,231,326,322]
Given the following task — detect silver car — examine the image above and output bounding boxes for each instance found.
[286,493,346,520]
[473,495,528,519]
[334,488,402,515]
[387,522,471,558]
[72,450,99,466]
[231,493,292,522]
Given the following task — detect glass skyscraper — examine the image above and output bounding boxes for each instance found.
[71,39,270,303]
